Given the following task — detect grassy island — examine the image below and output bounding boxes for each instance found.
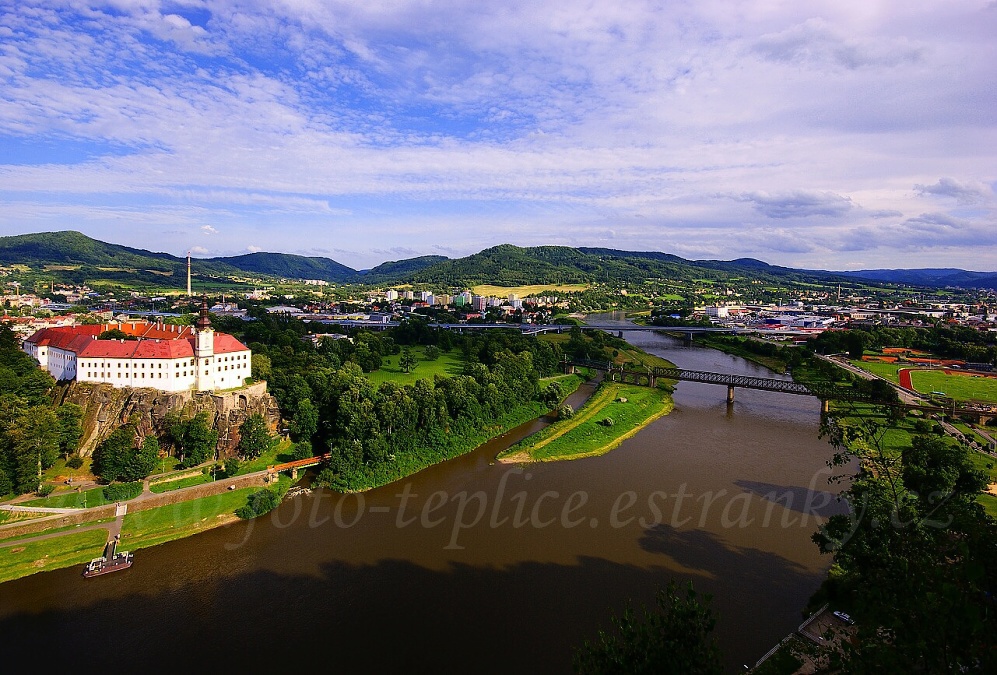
[498,382,673,463]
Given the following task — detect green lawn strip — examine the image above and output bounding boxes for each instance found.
[0,510,47,524]
[617,345,673,369]
[150,474,214,493]
[0,529,108,584]
[368,347,464,387]
[239,438,298,473]
[539,373,585,397]
[120,487,259,550]
[502,383,672,462]
[22,486,111,509]
[0,517,116,544]
[849,359,904,383]
[967,450,997,484]
[907,370,997,403]
[980,494,997,519]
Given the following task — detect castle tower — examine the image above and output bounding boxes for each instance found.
[194,297,215,391]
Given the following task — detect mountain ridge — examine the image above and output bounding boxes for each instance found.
[1,231,995,290]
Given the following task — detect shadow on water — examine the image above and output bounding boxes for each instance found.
[1,555,739,674]
[733,480,852,518]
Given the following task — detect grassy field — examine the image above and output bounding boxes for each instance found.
[150,474,214,493]
[849,359,904,383]
[908,370,997,403]
[499,382,672,462]
[471,284,589,297]
[368,346,464,386]
[22,485,112,509]
[0,529,108,583]
[120,484,274,549]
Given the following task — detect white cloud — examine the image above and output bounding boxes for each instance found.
[914,177,994,205]
[0,0,993,270]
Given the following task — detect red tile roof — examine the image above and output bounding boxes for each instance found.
[212,333,250,354]
[25,323,248,359]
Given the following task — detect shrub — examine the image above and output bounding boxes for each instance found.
[36,484,55,497]
[102,481,143,502]
[557,404,575,419]
[66,454,84,470]
[236,488,280,519]
[598,417,615,427]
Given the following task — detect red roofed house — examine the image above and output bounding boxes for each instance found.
[22,301,251,392]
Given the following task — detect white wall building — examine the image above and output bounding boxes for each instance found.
[22,302,251,392]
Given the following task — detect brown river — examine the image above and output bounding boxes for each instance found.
[0,313,846,673]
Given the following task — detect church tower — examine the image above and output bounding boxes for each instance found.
[194,298,215,391]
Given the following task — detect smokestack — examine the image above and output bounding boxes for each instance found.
[187,251,192,297]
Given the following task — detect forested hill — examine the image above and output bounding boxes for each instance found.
[2,231,995,289]
[406,244,853,287]
[211,252,356,282]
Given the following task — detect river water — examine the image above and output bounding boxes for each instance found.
[0,313,844,673]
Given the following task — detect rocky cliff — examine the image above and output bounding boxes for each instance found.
[52,381,283,458]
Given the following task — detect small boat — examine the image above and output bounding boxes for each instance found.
[83,538,133,578]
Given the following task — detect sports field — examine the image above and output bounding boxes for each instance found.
[904,369,997,403]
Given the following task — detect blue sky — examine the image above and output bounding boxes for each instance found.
[1,0,995,271]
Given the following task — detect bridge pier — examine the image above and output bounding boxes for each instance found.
[290,467,298,479]
[726,385,735,404]
[821,399,829,414]
[684,332,693,346]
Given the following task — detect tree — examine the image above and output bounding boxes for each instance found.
[542,381,564,408]
[236,488,280,519]
[290,440,313,460]
[251,353,272,382]
[237,413,276,460]
[170,411,218,468]
[289,398,318,441]
[573,581,722,675]
[399,348,418,374]
[91,424,137,483]
[424,344,441,361]
[56,403,84,457]
[124,435,160,481]
[812,413,997,673]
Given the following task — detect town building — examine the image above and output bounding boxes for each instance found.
[21,301,251,392]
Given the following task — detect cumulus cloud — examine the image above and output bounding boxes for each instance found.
[736,191,854,219]
[201,225,218,234]
[190,245,209,255]
[246,245,263,252]
[914,177,993,204]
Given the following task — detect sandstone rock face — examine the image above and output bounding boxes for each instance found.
[53,381,282,458]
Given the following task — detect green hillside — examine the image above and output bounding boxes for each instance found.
[213,252,357,282]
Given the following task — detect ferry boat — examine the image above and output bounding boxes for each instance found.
[83,537,133,578]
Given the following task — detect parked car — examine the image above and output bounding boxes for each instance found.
[833,611,854,625]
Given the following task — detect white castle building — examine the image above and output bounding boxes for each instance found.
[22,301,251,392]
